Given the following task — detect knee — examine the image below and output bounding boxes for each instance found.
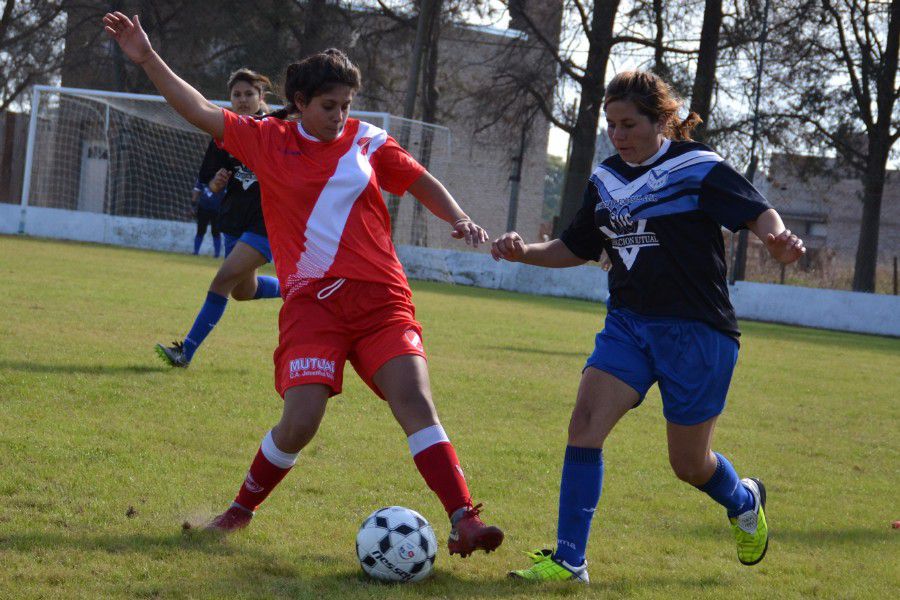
[567,409,605,447]
[230,286,255,301]
[273,418,320,453]
[210,271,234,290]
[669,455,710,486]
[210,270,241,295]
[388,390,436,429]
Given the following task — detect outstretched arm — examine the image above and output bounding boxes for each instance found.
[491,232,586,268]
[103,12,223,139]
[747,208,806,264]
[406,171,489,247]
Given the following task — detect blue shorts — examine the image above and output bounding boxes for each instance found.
[585,309,739,426]
[223,231,272,263]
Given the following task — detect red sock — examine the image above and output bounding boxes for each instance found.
[233,447,292,511]
[413,442,472,517]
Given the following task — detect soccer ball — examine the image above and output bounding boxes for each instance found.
[356,506,437,583]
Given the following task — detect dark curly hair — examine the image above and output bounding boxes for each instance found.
[268,49,361,119]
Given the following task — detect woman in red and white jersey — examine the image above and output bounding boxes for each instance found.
[105,12,503,557]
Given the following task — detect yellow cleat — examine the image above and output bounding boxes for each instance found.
[508,549,589,583]
[730,478,769,566]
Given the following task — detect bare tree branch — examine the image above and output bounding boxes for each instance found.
[0,0,16,45]
[506,3,585,83]
[572,0,593,37]
[822,0,874,128]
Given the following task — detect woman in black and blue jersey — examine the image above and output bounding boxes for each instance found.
[156,68,282,368]
[496,70,805,582]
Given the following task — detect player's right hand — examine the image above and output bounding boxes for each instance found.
[208,169,231,194]
[103,12,154,64]
[491,231,527,262]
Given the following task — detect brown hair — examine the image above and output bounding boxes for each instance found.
[227,68,273,112]
[268,48,361,119]
[604,70,701,141]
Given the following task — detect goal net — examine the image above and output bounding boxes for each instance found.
[20,86,453,250]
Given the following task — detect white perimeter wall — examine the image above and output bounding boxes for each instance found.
[5,206,218,255]
[396,246,900,337]
[5,207,899,337]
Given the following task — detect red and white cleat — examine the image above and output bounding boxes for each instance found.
[206,505,253,533]
[447,503,504,558]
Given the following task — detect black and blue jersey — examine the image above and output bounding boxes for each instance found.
[196,112,267,238]
[561,140,771,337]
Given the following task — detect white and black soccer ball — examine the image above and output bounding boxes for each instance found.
[356,506,437,583]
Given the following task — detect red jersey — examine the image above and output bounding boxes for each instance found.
[218,109,425,299]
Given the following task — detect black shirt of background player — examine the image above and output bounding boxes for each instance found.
[560,141,771,338]
[196,114,266,239]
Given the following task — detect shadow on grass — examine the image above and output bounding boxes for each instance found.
[485,345,588,359]
[741,320,900,351]
[0,530,237,557]
[0,360,246,376]
[0,530,728,598]
[684,524,895,546]
[412,279,605,316]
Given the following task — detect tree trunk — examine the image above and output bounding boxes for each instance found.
[389,0,440,239]
[553,0,620,237]
[651,0,667,77]
[852,139,889,292]
[688,0,722,142]
[301,0,330,56]
[851,0,899,292]
[410,0,442,247]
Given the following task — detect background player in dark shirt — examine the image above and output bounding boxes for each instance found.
[190,171,224,257]
[496,71,805,582]
[156,68,281,368]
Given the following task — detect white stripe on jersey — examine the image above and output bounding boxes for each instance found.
[593,149,723,200]
[285,122,388,297]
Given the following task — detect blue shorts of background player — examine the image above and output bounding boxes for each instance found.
[586,309,738,426]
[223,231,273,263]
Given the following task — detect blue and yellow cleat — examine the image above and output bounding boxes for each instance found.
[731,477,769,566]
[508,549,589,583]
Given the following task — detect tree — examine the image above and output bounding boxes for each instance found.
[688,0,723,142]
[463,1,563,233]
[768,0,899,292]
[0,0,77,112]
[507,1,622,236]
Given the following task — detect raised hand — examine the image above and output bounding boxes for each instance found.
[765,229,806,264]
[451,217,489,248]
[491,231,527,262]
[103,12,154,65]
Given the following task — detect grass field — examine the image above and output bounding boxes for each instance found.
[1,235,898,599]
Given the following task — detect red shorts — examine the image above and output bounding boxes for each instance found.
[273,278,426,398]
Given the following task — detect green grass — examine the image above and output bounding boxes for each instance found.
[1,235,898,599]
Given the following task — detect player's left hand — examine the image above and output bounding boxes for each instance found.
[103,12,154,65]
[451,217,488,248]
[765,229,806,264]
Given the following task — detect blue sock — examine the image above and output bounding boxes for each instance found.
[554,446,603,567]
[182,291,228,362]
[697,452,755,517]
[193,234,203,255]
[212,234,222,258]
[253,276,280,299]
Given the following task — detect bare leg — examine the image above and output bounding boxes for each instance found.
[208,241,267,300]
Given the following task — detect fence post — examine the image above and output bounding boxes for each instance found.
[18,86,42,234]
[893,256,897,295]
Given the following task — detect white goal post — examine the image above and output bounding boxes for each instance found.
[12,85,453,254]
